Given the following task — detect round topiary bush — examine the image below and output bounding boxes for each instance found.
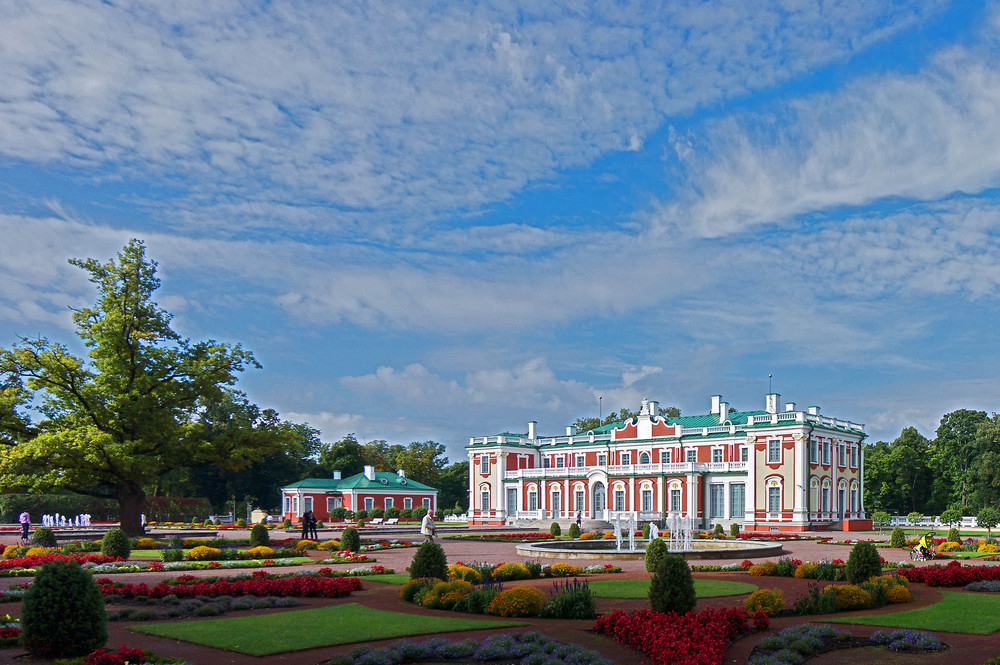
[649,553,696,614]
[712,523,724,536]
[408,541,448,580]
[31,526,57,547]
[889,526,906,548]
[845,540,882,583]
[21,560,107,658]
[249,523,270,548]
[568,523,581,538]
[101,528,131,559]
[236,518,246,527]
[340,526,361,552]
[550,522,562,537]
[947,527,960,543]
[644,537,668,572]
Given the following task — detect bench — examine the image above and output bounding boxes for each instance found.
[369,518,383,524]
[384,518,399,525]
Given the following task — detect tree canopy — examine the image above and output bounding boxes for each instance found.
[0,240,304,534]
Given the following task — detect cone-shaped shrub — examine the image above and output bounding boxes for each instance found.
[101,527,131,559]
[568,523,581,538]
[408,541,448,580]
[250,523,270,547]
[22,560,107,658]
[649,553,696,614]
[31,526,57,547]
[644,537,668,572]
[340,526,361,552]
[889,527,906,548]
[947,527,960,543]
[845,540,882,583]
[550,522,562,536]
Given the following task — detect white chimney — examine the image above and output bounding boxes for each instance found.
[718,402,728,419]
[528,421,536,440]
[566,425,576,436]
[766,393,780,414]
[364,465,375,481]
[710,395,722,414]
[808,405,820,416]
[647,400,658,416]
[332,470,342,480]
[397,469,405,478]
[785,402,796,412]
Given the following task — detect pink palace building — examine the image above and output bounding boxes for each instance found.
[467,393,871,532]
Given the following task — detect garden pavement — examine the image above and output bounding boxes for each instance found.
[0,529,996,664]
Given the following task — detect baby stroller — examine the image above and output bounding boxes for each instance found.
[910,533,936,561]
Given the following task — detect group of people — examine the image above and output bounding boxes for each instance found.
[300,510,319,540]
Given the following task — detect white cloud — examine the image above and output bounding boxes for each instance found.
[654,15,1000,237]
[0,1,945,231]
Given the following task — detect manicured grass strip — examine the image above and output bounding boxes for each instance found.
[589,578,757,599]
[363,573,410,584]
[827,591,1000,634]
[131,603,528,655]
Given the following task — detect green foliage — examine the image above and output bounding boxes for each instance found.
[940,507,963,528]
[21,560,107,658]
[249,523,269,547]
[845,541,882,584]
[400,508,413,519]
[282,517,292,528]
[644,537,667,572]
[31,526,56,547]
[539,579,595,619]
[947,527,960,543]
[568,523,580,538]
[712,523,724,536]
[385,506,401,519]
[889,526,907,548]
[549,522,561,536]
[101,527,132,559]
[340,526,361,552]
[774,557,796,577]
[330,507,347,520]
[730,523,741,536]
[872,511,891,534]
[0,240,302,535]
[641,523,650,539]
[412,506,428,520]
[978,506,1000,537]
[649,553,696,614]
[906,511,923,529]
[408,541,448,580]
[236,518,246,527]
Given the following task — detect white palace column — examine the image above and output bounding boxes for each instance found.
[498,452,508,519]
[467,451,477,520]
[792,433,809,526]
[743,436,757,526]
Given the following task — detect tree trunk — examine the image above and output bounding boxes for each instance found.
[117,481,147,536]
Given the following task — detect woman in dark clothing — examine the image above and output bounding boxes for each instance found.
[301,510,313,539]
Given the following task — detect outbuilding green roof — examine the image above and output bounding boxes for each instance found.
[282,471,437,492]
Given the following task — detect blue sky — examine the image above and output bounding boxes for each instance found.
[2,1,998,463]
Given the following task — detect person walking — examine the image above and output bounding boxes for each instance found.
[420,511,436,542]
[18,511,30,544]
[301,510,313,540]
[576,511,582,530]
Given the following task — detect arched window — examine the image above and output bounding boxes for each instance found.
[639,452,650,464]
[479,484,491,512]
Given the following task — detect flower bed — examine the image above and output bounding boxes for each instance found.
[898,560,1000,587]
[95,571,363,599]
[320,550,375,564]
[0,552,120,570]
[594,607,763,665]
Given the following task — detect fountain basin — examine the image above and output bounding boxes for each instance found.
[515,538,783,560]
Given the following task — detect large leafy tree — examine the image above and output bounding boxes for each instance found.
[931,409,989,509]
[0,239,292,534]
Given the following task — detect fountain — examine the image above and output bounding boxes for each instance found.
[515,514,783,560]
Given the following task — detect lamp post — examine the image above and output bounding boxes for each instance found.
[599,395,603,422]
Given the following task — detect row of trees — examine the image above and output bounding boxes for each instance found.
[0,240,467,534]
[864,409,1000,516]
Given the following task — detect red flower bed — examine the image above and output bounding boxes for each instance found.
[96,573,362,599]
[898,560,1000,587]
[0,626,21,639]
[0,553,120,570]
[593,607,763,665]
[83,645,147,665]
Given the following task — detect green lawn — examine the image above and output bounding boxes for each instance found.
[363,573,410,584]
[131,603,527,656]
[588,578,757,599]
[827,591,1000,634]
